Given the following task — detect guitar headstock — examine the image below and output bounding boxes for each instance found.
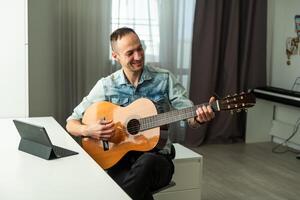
[212,92,256,112]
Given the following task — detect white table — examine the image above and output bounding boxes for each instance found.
[0,117,130,200]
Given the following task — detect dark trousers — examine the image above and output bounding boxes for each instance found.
[107,151,174,200]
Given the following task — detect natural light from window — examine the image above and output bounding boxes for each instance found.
[111,0,160,63]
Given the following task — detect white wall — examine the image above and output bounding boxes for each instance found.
[0,0,58,119]
[0,0,28,118]
[265,0,300,148]
[268,0,300,90]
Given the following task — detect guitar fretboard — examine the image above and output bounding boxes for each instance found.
[139,102,218,131]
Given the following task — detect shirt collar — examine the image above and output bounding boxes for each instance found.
[116,65,153,86]
[139,65,153,83]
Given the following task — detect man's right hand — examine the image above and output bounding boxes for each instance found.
[85,119,115,140]
[65,118,116,140]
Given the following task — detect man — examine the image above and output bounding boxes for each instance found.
[66,27,215,200]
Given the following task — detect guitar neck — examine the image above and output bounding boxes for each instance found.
[139,101,219,131]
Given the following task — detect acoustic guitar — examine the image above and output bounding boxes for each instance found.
[82,92,255,169]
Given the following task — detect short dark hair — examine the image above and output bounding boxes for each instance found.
[110,27,136,42]
[110,27,137,51]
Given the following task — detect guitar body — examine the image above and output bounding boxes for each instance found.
[82,98,160,169]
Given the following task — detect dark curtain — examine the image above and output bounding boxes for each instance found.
[185,0,267,146]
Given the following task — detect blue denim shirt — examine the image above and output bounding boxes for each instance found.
[68,65,193,153]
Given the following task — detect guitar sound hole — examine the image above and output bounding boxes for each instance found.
[127,119,140,135]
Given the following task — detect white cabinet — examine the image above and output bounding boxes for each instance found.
[0,0,28,118]
[246,98,273,143]
[154,143,203,200]
[246,98,300,150]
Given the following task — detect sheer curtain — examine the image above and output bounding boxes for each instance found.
[56,0,112,125]
[158,0,196,91]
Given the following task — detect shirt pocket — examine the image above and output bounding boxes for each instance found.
[110,96,129,107]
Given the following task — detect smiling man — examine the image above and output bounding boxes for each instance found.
[66,27,215,200]
[111,30,145,78]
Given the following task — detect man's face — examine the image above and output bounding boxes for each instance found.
[112,32,145,73]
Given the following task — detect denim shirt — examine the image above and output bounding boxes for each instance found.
[67,65,194,153]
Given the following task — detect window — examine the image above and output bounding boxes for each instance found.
[111,0,160,62]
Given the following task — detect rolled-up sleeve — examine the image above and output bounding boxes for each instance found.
[67,79,106,121]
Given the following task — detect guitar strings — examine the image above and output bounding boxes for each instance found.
[110,104,201,133]
[120,101,248,133]
[119,104,215,133]
[117,110,197,133]
[104,96,250,135]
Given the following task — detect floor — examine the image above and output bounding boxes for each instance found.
[190,142,300,200]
